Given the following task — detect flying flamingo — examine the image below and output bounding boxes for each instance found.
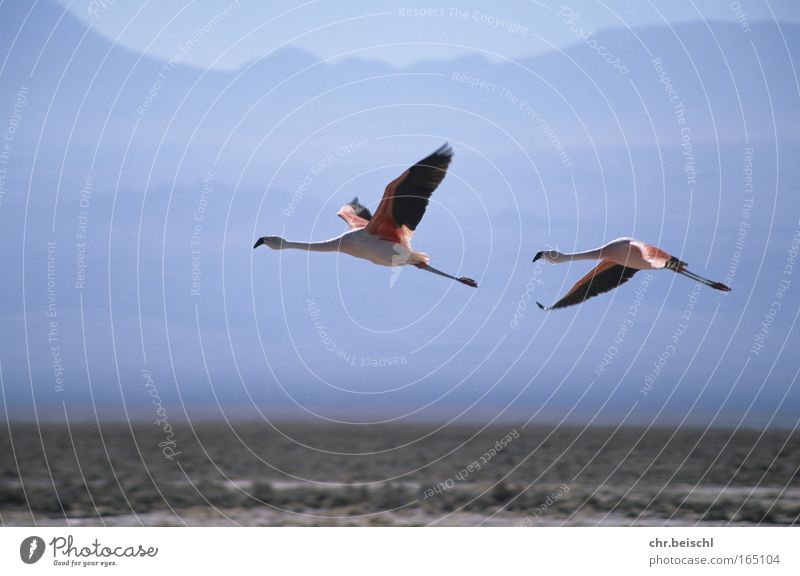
[254,144,477,287]
[532,237,731,310]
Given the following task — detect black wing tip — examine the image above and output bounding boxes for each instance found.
[435,142,453,158]
[348,197,373,220]
[418,143,453,167]
[536,301,548,310]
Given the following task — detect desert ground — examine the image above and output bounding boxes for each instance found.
[1,422,798,526]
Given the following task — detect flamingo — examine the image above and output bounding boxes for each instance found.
[254,144,478,287]
[532,237,731,310]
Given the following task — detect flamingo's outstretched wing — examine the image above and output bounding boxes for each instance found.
[538,259,639,310]
[336,197,372,230]
[365,144,453,241]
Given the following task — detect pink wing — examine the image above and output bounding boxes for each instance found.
[336,204,370,230]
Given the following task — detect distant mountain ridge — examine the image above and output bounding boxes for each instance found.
[1,1,796,178]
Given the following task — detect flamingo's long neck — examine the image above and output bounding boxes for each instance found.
[553,247,604,263]
[281,238,342,252]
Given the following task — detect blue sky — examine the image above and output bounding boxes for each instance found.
[1,1,798,428]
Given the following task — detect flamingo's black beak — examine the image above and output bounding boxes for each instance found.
[253,237,265,249]
[532,251,543,263]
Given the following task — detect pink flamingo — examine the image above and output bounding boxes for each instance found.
[254,144,477,287]
[533,237,731,310]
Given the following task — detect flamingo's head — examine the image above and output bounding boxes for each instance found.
[533,250,560,263]
[253,236,286,250]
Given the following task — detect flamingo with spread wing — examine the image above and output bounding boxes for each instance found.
[533,238,730,310]
[254,144,477,288]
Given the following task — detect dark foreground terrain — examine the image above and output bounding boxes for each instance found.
[0,422,798,526]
